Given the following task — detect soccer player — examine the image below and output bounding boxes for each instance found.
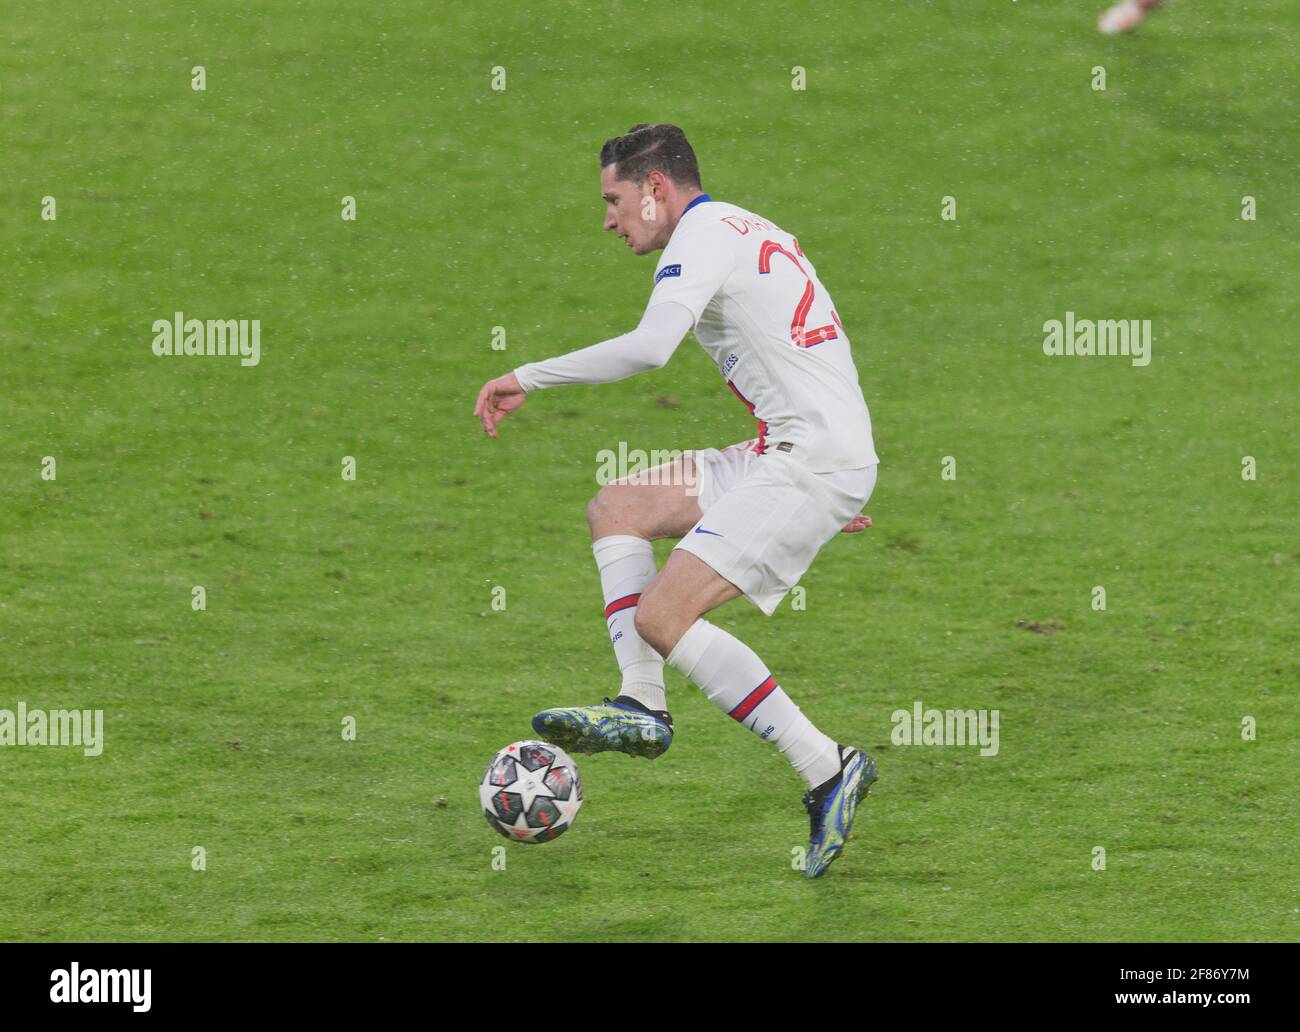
[473,124,880,877]
[1098,0,1172,34]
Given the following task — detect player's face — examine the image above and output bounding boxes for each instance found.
[601,165,663,255]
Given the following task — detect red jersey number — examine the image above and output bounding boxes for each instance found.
[757,238,843,348]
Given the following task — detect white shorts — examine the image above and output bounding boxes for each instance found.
[674,439,878,616]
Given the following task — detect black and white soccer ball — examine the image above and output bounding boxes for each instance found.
[480,740,583,843]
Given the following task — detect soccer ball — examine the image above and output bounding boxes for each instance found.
[480,740,583,843]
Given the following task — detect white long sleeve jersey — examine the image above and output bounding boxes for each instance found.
[513,196,878,473]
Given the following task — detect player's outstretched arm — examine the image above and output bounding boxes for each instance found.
[473,303,693,439]
[470,304,691,436]
[515,303,692,388]
[474,371,526,438]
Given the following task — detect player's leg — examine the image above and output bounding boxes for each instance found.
[637,457,880,876]
[586,457,706,542]
[584,445,869,720]
[636,548,845,791]
[532,441,871,766]
[586,456,703,711]
[585,453,708,712]
[640,547,876,880]
[532,455,707,758]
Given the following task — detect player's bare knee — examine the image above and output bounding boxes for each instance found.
[632,600,669,657]
[635,588,695,657]
[587,484,633,536]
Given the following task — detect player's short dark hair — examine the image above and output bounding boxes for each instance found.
[600,124,702,189]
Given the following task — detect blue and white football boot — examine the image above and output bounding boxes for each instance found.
[531,695,674,760]
[802,745,878,878]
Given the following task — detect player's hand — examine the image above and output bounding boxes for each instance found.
[474,372,527,438]
[840,513,872,533]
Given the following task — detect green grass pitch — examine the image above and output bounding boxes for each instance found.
[2,0,1297,941]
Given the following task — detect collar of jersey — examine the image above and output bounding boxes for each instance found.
[682,193,712,215]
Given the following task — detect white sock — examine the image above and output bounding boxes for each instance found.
[592,535,667,713]
[666,619,841,787]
